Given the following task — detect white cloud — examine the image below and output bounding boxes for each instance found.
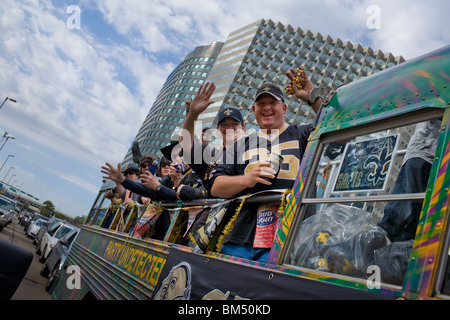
[366,0,450,58]
[0,0,170,169]
[95,0,449,60]
[98,0,176,52]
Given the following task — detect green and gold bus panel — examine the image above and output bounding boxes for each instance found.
[52,45,450,300]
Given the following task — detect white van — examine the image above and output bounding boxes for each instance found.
[38,222,77,262]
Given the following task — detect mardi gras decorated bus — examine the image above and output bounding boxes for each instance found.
[50,45,450,301]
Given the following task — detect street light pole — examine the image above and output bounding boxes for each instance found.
[0,134,15,152]
[0,132,8,144]
[2,166,15,182]
[6,174,15,185]
[0,97,17,110]
[0,154,14,173]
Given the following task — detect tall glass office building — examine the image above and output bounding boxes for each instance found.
[122,19,404,165]
[200,19,405,130]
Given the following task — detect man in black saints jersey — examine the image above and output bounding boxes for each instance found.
[204,67,323,262]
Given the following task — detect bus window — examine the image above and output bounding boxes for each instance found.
[88,189,113,227]
[284,117,442,287]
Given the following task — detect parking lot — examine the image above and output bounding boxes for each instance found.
[0,217,51,300]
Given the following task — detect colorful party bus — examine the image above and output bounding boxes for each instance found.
[51,45,450,301]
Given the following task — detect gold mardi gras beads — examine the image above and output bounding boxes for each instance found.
[285,67,307,95]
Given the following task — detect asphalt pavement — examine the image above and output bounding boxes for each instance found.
[0,217,51,300]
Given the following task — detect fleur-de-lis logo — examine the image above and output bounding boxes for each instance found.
[363,138,394,188]
[224,108,233,116]
[316,231,331,244]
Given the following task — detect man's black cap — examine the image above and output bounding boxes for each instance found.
[217,107,244,125]
[123,166,141,175]
[255,83,284,102]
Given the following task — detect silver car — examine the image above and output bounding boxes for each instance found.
[0,197,17,232]
[26,218,47,238]
[38,222,77,262]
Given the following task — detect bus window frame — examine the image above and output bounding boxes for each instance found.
[280,107,446,292]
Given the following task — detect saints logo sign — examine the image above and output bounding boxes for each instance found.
[334,134,399,193]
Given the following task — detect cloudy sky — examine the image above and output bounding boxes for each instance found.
[0,0,448,218]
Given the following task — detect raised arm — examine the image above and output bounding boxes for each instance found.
[286,67,322,114]
[101,162,125,184]
[101,162,156,199]
[179,82,216,155]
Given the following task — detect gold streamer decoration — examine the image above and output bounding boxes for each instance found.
[215,194,251,253]
[278,189,291,217]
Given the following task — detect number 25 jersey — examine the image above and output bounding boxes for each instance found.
[205,123,313,197]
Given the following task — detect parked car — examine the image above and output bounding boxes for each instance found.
[26,218,47,238]
[0,196,18,232]
[38,222,77,262]
[34,217,63,246]
[40,227,80,291]
[25,214,48,234]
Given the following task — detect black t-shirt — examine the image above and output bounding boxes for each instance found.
[205,123,313,246]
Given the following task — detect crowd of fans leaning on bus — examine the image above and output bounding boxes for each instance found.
[101,65,430,264]
[101,76,297,205]
[100,66,323,262]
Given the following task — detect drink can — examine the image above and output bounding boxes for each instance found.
[264,153,284,182]
[253,204,280,248]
